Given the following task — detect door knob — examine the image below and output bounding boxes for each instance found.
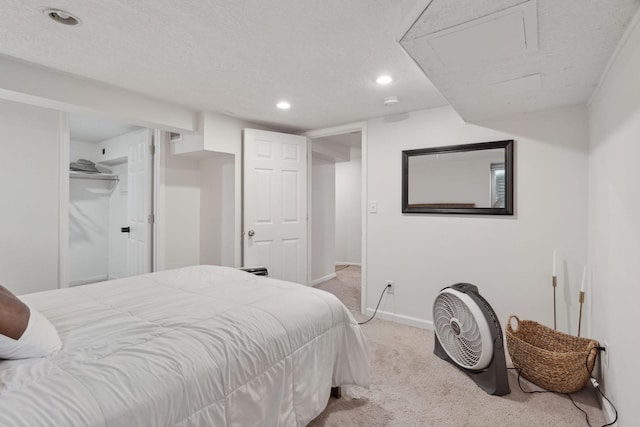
[247,230,255,237]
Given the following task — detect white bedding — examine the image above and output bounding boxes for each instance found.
[0,266,370,426]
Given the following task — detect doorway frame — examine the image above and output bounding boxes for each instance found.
[304,121,367,315]
[58,112,70,288]
[58,113,157,288]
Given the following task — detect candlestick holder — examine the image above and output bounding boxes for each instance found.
[552,275,557,330]
[578,291,585,337]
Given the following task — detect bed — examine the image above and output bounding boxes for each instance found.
[0,265,370,426]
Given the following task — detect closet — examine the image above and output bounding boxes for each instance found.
[68,113,153,286]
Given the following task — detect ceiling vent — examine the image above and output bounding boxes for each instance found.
[405,0,538,67]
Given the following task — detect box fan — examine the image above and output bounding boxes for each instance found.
[433,283,510,396]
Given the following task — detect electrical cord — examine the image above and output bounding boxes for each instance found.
[568,392,592,426]
[507,346,618,427]
[587,346,618,427]
[358,284,391,325]
[508,367,595,426]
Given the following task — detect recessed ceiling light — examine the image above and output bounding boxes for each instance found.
[276,101,291,110]
[376,75,393,85]
[44,9,81,26]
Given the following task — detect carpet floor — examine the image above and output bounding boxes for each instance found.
[314,265,361,311]
[310,266,606,427]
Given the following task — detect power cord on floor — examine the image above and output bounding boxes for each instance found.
[357,284,391,325]
[587,346,618,427]
[567,392,593,426]
[507,346,618,427]
[507,367,594,425]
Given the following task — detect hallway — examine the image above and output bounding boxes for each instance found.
[313,265,360,311]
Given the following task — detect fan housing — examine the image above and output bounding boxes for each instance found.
[433,283,510,396]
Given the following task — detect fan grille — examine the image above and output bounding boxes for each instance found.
[434,290,487,369]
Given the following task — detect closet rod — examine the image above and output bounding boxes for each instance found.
[69,172,119,182]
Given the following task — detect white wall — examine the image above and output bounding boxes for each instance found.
[68,171,111,286]
[588,12,640,425]
[0,55,196,133]
[311,155,336,284]
[202,113,279,267]
[96,128,148,164]
[156,140,202,270]
[365,106,589,335]
[335,150,362,265]
[200,154,235,266]
[163,112,277,270]
[156,110,251,272]
[202,113,247,267]
[69,139,110,285]
[70,139,98,164]
[0,99,61,294]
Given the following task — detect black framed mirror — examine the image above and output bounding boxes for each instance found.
[402,140,514,215]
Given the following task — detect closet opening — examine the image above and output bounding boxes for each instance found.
[68,113,155,286]
[309,130,363,312]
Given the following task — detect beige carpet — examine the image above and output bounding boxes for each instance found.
[311,267,606,427]
[314,265,361,311]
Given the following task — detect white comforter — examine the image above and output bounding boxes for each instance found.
[0,266,369,426]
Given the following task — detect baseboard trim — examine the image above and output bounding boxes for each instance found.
[311,272,337,286]
[335,262,362,267]
[364,308,434,330]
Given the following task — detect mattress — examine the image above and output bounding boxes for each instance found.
[0,265,370,426]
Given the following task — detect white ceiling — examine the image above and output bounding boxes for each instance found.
[0,1,638,131]
[0,0,447,132]
[313,132,362,148]
[70,113,140,143]
[401,0,640,121]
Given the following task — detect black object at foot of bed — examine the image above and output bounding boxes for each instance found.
[331,387,342,399]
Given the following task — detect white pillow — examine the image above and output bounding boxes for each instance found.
[0,307,62,359]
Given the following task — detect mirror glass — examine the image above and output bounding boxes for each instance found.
[402,140,514,215]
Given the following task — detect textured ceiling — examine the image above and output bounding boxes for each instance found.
[1,1,638,131]
[401,0,640,121]
[0,0,447,132]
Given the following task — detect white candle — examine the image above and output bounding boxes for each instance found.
[552,250,557,276]
[580,265,587,292]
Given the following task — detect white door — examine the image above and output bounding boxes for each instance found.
[127,130,154,276]
[243,129,308,284]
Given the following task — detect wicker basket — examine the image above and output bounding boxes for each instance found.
[505,315,599,393]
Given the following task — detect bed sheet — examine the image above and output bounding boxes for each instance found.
[0,265,369,426]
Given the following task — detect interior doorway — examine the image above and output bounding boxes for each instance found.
[242,129,309,284]
[308,128,364,311]
[67,112,155,286]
